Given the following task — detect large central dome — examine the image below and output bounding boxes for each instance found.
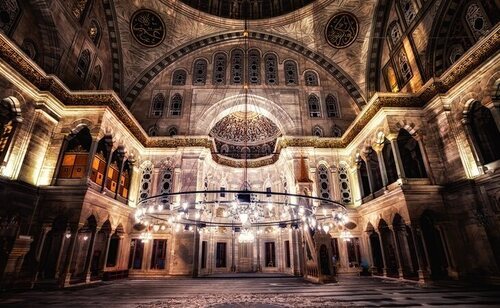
[179,0,315,20]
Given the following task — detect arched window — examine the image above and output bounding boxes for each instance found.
[90,136,111,186]
[150,93,165,117]
[90,65,102,89]
[332,126,342,138]
[71,0,92,22]
[167,126,178,136]
[388,21,402,47]
[398,49,412,85]
[57,127,92,179]
[231,49,244,84]
[169,94,182,116]
[139,161,153,201]
[326,94,340,118]
[448,44,464,65]
[308,94,321,118]
[397,129,427,178]
[213,52,227,85]
[338,164,352,204]
[304,71,319,86]
[399,0,417,25]
[172,70,187,85]
[88,20,101,46]
[382,138,398,184]
[159,167,173,203]
[313,125,323,137]
[317,165,331,200]
[468,101,500,165]
[264,54,278,85]
[0,97,22,168]
[0,0,21,35]
[148,125,158,136]
[118,160,132,199]
[284,60,298,85]
[76,49,91,79]
[465,3,491,40]
[248,49,261,85]
[193,59,208,86]
[21,39,37,60]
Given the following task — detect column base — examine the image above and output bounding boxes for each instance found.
[60,273,72,288]
[382,268,388,277]
[85,273,92,283]
[417,269,430,284]
[398,268,404,279]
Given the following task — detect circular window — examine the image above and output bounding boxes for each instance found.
[325,12,359,49]
[130,9,166,47]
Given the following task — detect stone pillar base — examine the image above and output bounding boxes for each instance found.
[417,270,430,284]
[60,273,72,288]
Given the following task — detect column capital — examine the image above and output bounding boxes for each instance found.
[386,133,398,141]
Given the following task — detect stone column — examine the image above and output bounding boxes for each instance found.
[54,233,69,279]
[50,136,69,185]
[59,228,79,288]
[389,225,404,279]
[100,140,114,192]
[356,167,366,199]
[192,226,201,277]
[32,225,51,283]
[364,159,375,195]
[408,225,429,283]
[461,117,485,173]
[101,232,112,272]
[387,134,406,181]
[376,231,388,277]
[415,134,435,183]
[84,138,99,180]
[364,233,376,274]
[373,144,388,187]
[84,228,99,283]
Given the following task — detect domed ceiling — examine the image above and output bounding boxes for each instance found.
[210,112,281,159]
[179,0,315,20]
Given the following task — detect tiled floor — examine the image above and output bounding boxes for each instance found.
[1,275,499,307]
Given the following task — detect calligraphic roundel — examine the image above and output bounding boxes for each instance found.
[130,9,166,47]
[325,12,359,49]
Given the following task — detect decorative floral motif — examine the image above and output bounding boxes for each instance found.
[130,10,166,47]
[325,12,359,49]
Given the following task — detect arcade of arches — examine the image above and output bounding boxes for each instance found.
[0,0,499,290]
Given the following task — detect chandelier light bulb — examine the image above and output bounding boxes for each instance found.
[83,235,89,241]
[240,213,249,224]
[157,204,164,212]
[323,225,330,233]
[160,225,166,231]
[65,232,71,239]
[153,224,160,232]
[182,202,188,210]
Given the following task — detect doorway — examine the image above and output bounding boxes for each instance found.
[238,242,253,272]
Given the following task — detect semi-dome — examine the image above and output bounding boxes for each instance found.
[210,112,281,159]
[179,0,315,20]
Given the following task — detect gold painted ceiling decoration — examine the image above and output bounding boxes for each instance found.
[178,0,315,20]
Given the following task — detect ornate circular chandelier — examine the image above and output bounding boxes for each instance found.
[134,190,348,243]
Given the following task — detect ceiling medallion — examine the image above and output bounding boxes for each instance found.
[130,9,166,47]
[325,12,359,49]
